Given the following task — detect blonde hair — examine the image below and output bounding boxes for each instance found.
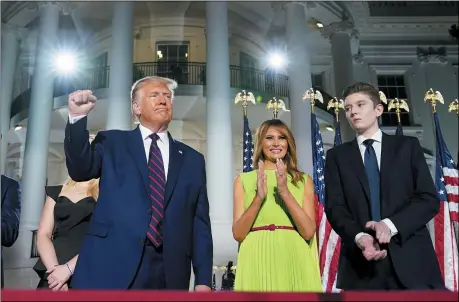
[253,119,304,186]
[64,178,100,200]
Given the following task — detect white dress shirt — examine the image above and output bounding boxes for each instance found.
[138,123,169,180]
[354,129,398,244]
[69,114,169,180]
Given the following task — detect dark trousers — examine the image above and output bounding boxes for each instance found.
[129,240,166,290]
[365,252,405,290]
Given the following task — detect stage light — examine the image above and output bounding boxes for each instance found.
[267,52,286,69]
[54,52,77,75]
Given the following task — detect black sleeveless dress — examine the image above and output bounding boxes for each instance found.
[33,185,96,289]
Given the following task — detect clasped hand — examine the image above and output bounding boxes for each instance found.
[366,221,391,244]
[357,221,392,261]
[47,264,71,291]
[256,159,289,201]
[357,234,387,261]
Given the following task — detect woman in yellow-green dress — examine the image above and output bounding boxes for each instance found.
[232,119,321,292]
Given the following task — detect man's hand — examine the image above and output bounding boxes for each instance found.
[357,234,387,261]
[366,221,391,244]
[68,90,97,118]
[195,285,212,292]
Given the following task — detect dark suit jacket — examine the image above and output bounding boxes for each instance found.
[64,117,213,289]
[1,174,21,288]
[324,133,443,290]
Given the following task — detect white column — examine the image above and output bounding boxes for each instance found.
[1,3,60,279]
[105,2,134,131]
[353,54,378,85]
[323,21,356,142]
[205,1,236,266]
[20,3,60,231]
[0,25,23,174]
[285,2,313,175]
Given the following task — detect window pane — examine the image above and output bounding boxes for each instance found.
[387,76,396,86]
[178,45,188,62]
[312,74,322,88]
[389,113,398,126]
[157,45,167,61]
[378,74,410,126]
[168,45,178,60]
[380,86,389,96]
[395,75,405,86]
[401,113,410,126]
[381,114,390,126]
[387,87,396,98]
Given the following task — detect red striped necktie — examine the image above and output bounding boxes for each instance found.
[146,133,166,247]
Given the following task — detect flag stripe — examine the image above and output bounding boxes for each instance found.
[313,116,342,293]
[432,112,459,292]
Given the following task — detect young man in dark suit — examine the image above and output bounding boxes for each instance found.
[1,174,21,288]
[324,82,444,290]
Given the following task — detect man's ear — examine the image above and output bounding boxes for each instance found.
[375,103,384,117]
[132,101,141,116]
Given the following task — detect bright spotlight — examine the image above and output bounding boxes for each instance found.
[268,52,286,69]
[317,22,324,28]
[54,52,77,74]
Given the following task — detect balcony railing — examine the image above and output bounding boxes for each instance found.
[50,62,290,98]
[31,230,39,258]
[381,111,410,127]
[11,62,340,120]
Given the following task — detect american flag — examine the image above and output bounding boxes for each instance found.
[312,114,341,292]
[428,112,459,291]
[395,123,404,136]
[333,122,342,147]
[242,115,254,172]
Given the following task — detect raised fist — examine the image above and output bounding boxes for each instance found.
[68,90,97,117]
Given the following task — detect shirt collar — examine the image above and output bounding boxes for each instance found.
[357,129,382,146]
[138,123,168,143]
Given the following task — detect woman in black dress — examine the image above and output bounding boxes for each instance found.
[33,177,99,290]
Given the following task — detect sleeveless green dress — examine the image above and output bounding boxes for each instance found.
[234,170,322,292]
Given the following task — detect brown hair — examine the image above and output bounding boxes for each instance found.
[64,178,100,200]
[253,119,304,186]
[342,82,381,108]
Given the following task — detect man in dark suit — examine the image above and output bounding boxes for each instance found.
[324,82,444,290]
[64,76,213,290]
[1,174,21,288]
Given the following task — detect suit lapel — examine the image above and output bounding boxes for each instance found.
[126,127,149,196]
[380,133,395,198]
[164,133,183,208]
[1,176,6,206]
[348,139,371,202]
